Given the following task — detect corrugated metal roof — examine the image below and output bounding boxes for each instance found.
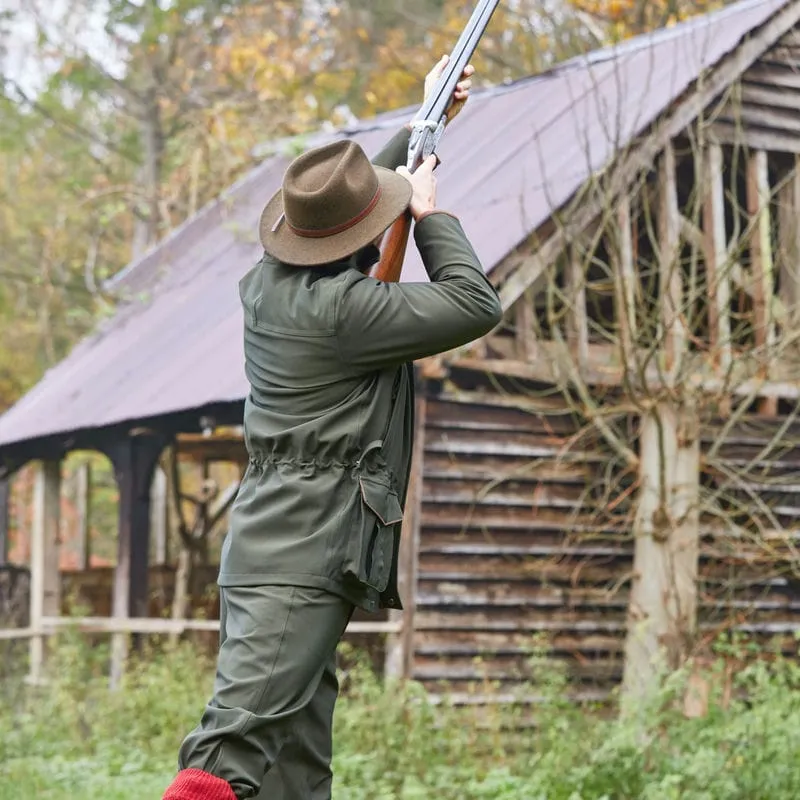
[0,0,790,454]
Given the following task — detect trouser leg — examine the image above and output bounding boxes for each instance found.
[255,652,339,800]
[171,585,352,800]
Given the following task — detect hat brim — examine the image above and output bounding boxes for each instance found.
[259,166,412,267]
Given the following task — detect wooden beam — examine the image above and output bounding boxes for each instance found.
[710,121,800,155]
[613,195,638,372]
[703,144,733,375]
[720,102,800,135]
[76,461,91,571]
[450,346,800,400]
[0,477,8,566]
[622,403,700,704]
[778,156,800,331]
[1,617,400,640]
[29,460,61,684]
[659,142,684,384]
[745,62,800,90]
[495,0,800,311]
[108,434,165,688]
[565,246,589,370]
[385,387,428,680]
[740,82,800,112]
[515,289,537,361]
[151,466,168,566]
[747,150,778,415]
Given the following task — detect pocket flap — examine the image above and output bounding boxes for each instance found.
[359,475,404,527]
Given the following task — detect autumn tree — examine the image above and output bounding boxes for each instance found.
[568,0,730,40]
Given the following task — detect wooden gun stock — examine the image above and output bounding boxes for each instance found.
[372,210,412,283]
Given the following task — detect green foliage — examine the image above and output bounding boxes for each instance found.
[1,634,800,799]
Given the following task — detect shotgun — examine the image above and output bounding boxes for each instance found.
[372,0,501,283]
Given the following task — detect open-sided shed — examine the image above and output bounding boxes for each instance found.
[3,0,800,700]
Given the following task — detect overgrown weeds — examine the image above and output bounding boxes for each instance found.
[1,631,799,799]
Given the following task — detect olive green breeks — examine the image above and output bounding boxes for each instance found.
[177,585,353,799]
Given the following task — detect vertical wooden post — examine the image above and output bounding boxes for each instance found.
[0,476,9,566]
[76,461,92,571]
[614,195,639,373]
[515,289,537,361]
[565,246,589,371]
[703,144,733,375]
[108,433,165,688]
[659,142,684,384]
[623,404,700,704]
[778,156,800,330]
[28,460,61,684]
[384,383,427,680]
[747,150,777,415]
[151,466,169,566]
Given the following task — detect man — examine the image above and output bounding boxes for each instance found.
[163,56,502,800]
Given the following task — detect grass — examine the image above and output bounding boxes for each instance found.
[1,632,800,799]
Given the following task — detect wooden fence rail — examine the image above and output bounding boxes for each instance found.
[0,616,401,641]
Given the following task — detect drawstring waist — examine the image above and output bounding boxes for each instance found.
[248,439,384,472]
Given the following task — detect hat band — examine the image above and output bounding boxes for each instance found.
[287,186,382,239]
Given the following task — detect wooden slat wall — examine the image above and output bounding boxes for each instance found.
[699,416,800,653]
[412,386,800,701]
[713,29,800,153]
[412,387,633,702]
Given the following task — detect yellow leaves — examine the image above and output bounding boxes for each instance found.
[569,0,728,39]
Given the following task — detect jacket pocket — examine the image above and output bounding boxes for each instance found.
[342,474,403,593]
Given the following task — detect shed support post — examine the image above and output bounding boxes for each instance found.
[151,466,169,566]
[384,382,427,680]
[76,461,92,571]
[623,403,700,705]
[108,433,165,688]
[29,460,61,684]
[0,477,9,566]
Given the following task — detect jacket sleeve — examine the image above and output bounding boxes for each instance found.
[371,127,411,171]
[335,212,503,372]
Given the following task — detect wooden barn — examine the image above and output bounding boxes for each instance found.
[3,0,800,702]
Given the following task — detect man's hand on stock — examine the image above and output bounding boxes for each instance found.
[396,155,438,222]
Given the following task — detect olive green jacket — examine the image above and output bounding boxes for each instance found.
[218,128,502,612]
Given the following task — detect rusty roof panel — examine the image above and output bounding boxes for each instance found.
[0,0,788,452]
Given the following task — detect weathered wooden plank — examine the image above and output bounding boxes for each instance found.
[423,455,593,482]
[741,81,800,111]
[420,503,628,530]
[29,460,61,684]
[425,398,581,435]
[778,156,800,329]
[613,194,638,368]
[413,658,623,683]
[746,62,800,91]
[565,246,589,369]
[415,630,625,653]
[703,143,733,373]
[515,289,537,360]
[0,478,9,566]
[421,482,606,509]
[710,120,800,154]
[721,102,800,135]
[76,461,92,571]
[747,150,778,415]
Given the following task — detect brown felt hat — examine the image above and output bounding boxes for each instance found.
[259,139,412,266]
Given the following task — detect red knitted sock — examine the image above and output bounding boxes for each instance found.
[162,769,238,800]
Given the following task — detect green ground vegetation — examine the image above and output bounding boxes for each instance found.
[1,633,799,799]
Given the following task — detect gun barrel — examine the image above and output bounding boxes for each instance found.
[413,0,501,124]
